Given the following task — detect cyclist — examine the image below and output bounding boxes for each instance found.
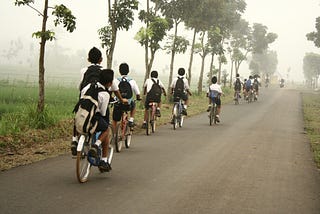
[142,70,166,129]
[233,73,243,100]
[83,69,114,172]
[170,67,192,116]
[245,75,253,100]
[253,75,260,99]
[112,63,141,130]
[71,47,127,156]
[207,76,223,122]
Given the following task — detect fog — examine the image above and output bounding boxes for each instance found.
[0,0,319,86]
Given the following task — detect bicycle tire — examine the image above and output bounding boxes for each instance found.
[76,136,91,183]
[213,105,217,124]
[107,127,115,164]
[115,123,123,152]
[209,106,213,126]
[172,104,179,130]
[125,123,132,148]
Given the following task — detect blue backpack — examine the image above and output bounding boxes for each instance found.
[246,79,252,89]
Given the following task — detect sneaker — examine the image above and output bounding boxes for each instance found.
[206,106,211,112]
[98,160,112,172]
[215,115,220,123]
[141,122,147,129]
[88,144,99,158]
[71,141,77,156]
[156,109,161,117]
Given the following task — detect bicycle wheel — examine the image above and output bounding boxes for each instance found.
[151,109,156,133]
[209,106,214,126]
[213,105,217,124]
[125,123,132,148]
[115,123,123,152]
[172,104,178,130]
[107,126,115,164]
[76,135,91,183]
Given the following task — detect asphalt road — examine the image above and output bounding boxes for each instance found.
[1,88,320,214]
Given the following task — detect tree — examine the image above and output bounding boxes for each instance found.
[98,0,138,69]
[14,0,76,114]
[135,2,171,83]
[251,23,277,54]
[303,52,320,88]
[249,50,278,78]
[306,17,320,48]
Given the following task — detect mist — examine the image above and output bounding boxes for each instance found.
[0,0,319,87]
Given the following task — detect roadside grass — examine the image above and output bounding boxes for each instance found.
[302,92,320,168]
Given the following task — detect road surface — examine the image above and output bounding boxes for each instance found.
[1,88,320,214]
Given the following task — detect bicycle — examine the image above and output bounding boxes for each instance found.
[145,102,158,135]
[234,90,241,105]
[209,94,220,126]
[172,97,184,130]
[76,128,115,183]
[113,101,133,152]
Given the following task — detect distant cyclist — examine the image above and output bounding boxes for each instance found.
[207,76,223,122]
[142,70,166,128]
[245,75,253,100]
[253,75,260,98]
[170,68,192,116]
[233,73,243,100]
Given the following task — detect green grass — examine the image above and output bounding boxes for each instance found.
[302,92,320,168]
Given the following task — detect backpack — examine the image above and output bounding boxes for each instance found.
[74,83,104,135]
[174,77,184,97]
[147,79,162,103]
[246,79,252,89]
[118,77,133,99]
[80,65,102,90]
[234,79,241,91]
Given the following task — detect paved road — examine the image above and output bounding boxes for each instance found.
[1,88,320,214]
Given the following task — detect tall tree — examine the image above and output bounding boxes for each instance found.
[135,2,171,83]
[306,17,320,48]
[98,0,138,69]
[303,52,320,88]
[14,0,76,113]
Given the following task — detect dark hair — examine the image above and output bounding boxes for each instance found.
[211,76,217,84]
[249,75,253,79]
[88,47,102,64]
[236,73,240,78]
[178,67,185,76]
[151,70,158,78]
[119,63,129,75]
[100,69,114,85]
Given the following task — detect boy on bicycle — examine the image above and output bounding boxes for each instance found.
[112,63,141,129]
[84,69,114,172]
[170,68,192,116]
[207,76,223,123]
[233,73,243,100]
[142,70,166,129]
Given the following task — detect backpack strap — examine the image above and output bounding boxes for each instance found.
[151,78,159,85]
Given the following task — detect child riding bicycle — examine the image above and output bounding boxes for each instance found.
[207,76,223,123]
[142,70,166,128]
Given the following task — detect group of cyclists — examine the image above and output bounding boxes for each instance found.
[233,73,260,103]
[71,47,193,172]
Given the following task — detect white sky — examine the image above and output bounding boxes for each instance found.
[0,0,319,83]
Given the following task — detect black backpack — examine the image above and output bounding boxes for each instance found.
[174,77,184,97]
[118,77,133,99]
[234,79,241,91]
[74,83,104,135]
[147,79,162,103]
[80,65,102,90]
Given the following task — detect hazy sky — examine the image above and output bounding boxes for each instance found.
[0,0,319,82]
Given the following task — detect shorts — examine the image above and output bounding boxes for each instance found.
[112,101,135,122]
[95,115,109,132]
[145,95,160,109]
[211,97,221,107]
[173,92,188,102]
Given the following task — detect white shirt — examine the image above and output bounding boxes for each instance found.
[170,75,190,91]
[208,83,222,94]
[80,82,110,117]
[113,75,140,95]
[144,78,165,93]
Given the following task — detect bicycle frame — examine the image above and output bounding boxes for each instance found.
[146,102,157,135]
[172,98,184,130]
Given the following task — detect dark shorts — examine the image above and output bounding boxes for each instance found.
[112,101,135,122]
[173,93,188,102]
[95,115,109,132]
[145,95,160,109]
[211,97,221,107]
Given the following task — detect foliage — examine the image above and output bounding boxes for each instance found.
[303,52,320,87]
[52,4,76,32]
[164,35,189,54]
[249,50,278,77]
[251,23,277,54]
[306,17,320,48]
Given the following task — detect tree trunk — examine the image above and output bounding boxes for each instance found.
[229,60,234,88]
[37,0,49,113]
[107,0,117,69]
[187,28,197,86]
[197,31,206,94]
[218,56,222,84]
[143,0,150,84]
[168,20,178,98]
[209,52,214,83]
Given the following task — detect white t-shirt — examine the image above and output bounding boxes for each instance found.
[144,78,165,93]
[208,83,222,96]
[80,82,110,117]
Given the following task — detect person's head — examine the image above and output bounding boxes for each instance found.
[249,75,253,79]
[100,69,114,87]
[151,70,158,78]
[178,67,185,76]
[119,63,129,75]
[88,47,102,64]
[236,73,240,78]
[211,76,217,84]
[244,78,247,82]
